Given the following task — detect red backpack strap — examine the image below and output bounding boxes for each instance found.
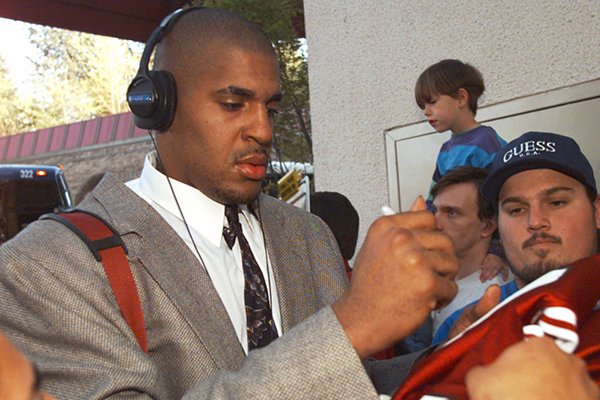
[41,210,148,353]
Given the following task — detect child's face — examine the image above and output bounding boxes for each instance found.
[421,94,463,133]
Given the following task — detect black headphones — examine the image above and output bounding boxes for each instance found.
[126,6,204,132]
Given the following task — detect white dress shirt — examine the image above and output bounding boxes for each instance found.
[125,152,281,354]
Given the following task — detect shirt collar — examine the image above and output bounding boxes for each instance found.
[138,152,225,247]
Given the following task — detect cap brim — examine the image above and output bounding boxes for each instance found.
[482,159,593,201]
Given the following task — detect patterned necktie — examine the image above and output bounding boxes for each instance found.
[223,204,278,350]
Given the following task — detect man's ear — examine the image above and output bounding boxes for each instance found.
[481,217,497,239]
[594,195,600,230]
[456,88,469,108]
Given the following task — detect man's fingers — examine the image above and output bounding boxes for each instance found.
[410,195,427,212]
[386,229,458,278]
[465,365,484,389]
[384,210,435,231]
[467,337,600,400]
[406,254,459,310]
[377,195,432,232]
[449,305,475,339]
[398,247,459,279]
[448,285,502,339]
[431,276,458,310]
[473,285,501,318]
[407,229,455,253]
[426,249,460,279]
[479,253,508,283]
[393,230,459,280]
[479,268,494,282]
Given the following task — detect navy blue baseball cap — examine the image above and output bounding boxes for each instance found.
[482,131,597,201]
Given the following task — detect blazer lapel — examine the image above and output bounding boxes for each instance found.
[257,194,319,333]
[90,173,245,369]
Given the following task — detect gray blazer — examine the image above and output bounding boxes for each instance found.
[0,173,379,399]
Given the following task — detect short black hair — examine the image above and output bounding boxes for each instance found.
[310,192,359,260]
[154,7,276,79]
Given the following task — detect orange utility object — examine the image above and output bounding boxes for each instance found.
[41,210,148,353]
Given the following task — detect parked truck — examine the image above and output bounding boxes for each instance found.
[0,164,73,243]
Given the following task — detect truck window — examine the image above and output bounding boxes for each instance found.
[0,165,73,243]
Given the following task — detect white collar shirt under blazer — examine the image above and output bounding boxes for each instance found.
[125,151,282,354]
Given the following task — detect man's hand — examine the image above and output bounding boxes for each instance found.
[0,332,55,400]
[448,284,501,339]
[466,337,600,400]
[333,196,459,358]
[479,252,509,282]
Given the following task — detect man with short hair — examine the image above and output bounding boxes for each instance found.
[484,132,599,288]
[394,131,600,399]
[0,7,458,399]
[399,166,508,353]
[429,166,509,344]
[310,191,360,276]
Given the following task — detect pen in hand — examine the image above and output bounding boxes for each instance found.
[381,196,427,216]
[380,205,396,216]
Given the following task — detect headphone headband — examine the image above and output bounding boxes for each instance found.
[137,7,198,77]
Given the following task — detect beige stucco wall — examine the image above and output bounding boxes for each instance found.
[304,0,600,247]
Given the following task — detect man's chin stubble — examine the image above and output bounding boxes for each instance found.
[512,258,564,285]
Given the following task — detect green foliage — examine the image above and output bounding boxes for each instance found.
[195,0,312,163]
[0,55,19,135]
[0,26,143,136]
[26,26,142,127]
[0,54,50,135]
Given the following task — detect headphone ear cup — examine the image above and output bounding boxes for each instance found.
[128,7,205,132]
[149,70,177,133]
[127,75,157,128]
[127,70,177,132]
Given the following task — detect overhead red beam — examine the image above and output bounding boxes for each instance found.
[0,0,188,42]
